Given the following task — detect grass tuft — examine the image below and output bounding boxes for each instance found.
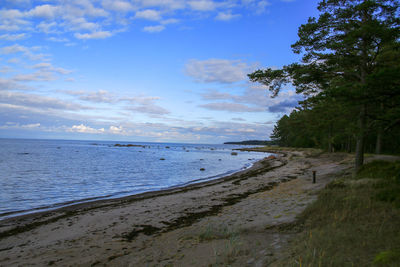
[198,223,238,242]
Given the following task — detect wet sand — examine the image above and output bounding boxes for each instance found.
[0,149,352,266]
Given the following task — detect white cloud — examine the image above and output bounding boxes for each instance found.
[139,0,186,11]
[0,9,24,20]
[123,96,161,105]
[135,9,162,21]
[102,0,135,12]
[256,0,271,14]
[125,96,170,115]
[142,25,165,33]
[0,78,29,91]
[22,123,41,129]
[200,85,302,114]
[215,11,241,21]
[74,31,113,39]
[0,123,41,130]
[7,58,21,64]
[1,44,29,55]
[0,66,14,73]
[109,125,125,134]
[199,102,265,112]
[65,124,131,135]
[68,124,105,134]
[1,44,48,61]
[13,72,55,82]
[27,4,60,19]
[37,21,58,34]
[185,58,256,84]
[0,91,87,111]
[69,0,109,17]
[129,104,170,115]
[61,90,170,115]
[0,33,27,41]
[0,0,276,39]
[188,0,217,11]
[32,62,52,69]
[32,62,73,75]
[73,90,116,103]
[0,9,27,31]
[68,18,100,32]
[161,18,179,25]
[47,37,69,43]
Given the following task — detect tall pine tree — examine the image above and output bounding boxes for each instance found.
[249,0,400,172]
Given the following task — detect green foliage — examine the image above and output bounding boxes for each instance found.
[270,96,361,152]
[249,0,400,165]
[357,160,400,180]
[374,250,400,265]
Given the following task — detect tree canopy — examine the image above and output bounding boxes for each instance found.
[249,0,400,171]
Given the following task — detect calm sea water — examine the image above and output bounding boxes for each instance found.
[0,139,269,219]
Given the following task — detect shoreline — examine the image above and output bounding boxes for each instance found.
[0,149,352,266]
[0,150,282,233]
[0,149,272,223]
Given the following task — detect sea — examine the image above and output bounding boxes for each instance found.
[0,139,270,220]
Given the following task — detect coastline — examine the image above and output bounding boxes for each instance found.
[0,150,277,225]
[0,142,268,222]
[0,149,352,266]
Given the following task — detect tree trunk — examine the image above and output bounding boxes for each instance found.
[355,105,366,173]
[347,135,352,153]
[328,123,333,153]
[375,103,384,154]
[356,31,369,172]
[375,129,382,154]
[355,136,364,172]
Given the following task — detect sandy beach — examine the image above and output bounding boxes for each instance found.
[0,150,352,266]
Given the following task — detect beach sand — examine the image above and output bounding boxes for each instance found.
[0,150,352,266]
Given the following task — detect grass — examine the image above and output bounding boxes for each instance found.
[184,223,242,266]
[197,223,238,242]
[212,234,241,267]
[278,160,400,266]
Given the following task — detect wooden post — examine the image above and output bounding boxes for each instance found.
[312,171,316,184]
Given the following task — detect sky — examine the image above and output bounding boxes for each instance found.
[0,0,320,144]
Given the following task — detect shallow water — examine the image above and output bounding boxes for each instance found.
[0,139,269,219]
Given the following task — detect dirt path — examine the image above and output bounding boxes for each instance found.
[0,151,352,266]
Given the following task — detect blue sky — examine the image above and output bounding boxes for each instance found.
[0,0,319,143]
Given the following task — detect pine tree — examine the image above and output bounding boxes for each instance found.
[249,0,400,172]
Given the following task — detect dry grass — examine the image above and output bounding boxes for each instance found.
[197,223,238,242]
[277,160,400,266]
